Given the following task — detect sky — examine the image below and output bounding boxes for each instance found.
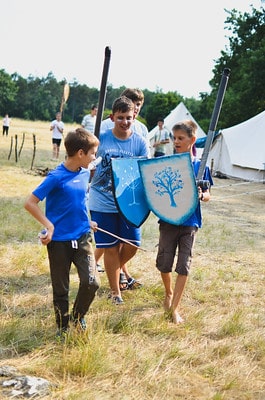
[1,0,264,99]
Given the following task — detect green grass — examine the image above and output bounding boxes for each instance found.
[0,120,265,399]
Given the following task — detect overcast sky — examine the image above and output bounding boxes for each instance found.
[1,0,263,98]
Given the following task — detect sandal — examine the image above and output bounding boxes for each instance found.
[119,272,129,291]
[127,277,143,290]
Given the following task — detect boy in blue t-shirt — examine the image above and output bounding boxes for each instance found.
[156,120,213,324]
[24,128,99,337]
[89,96,149,304]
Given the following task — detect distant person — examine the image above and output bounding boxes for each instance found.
[24,128,100,338]
[2,114,11,136]
[89,96,149,304]
[50,112,64,160]
[153,118,170,157]
[156,120,213,324]
[81,105,98,134]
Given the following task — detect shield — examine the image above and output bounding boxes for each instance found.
[111,157,150,227]
[138,153,198,225]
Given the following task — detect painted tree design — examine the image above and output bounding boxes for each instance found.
[117,164,140,206]
[152,166,184,207]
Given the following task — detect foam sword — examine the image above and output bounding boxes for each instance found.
[196,68,231,187]
[60,82,70,115]
[94,46,111,139]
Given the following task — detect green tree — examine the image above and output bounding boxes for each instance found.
[208,6,265,128]
[145,91,183,130]
[66,83,99,123]
[10,73,31,119]
[0,69,18,115]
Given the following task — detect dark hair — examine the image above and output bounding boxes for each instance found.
[112,96,135,114]
[91,105,98,110]
[157,117,164,123]
[64,128,99,157]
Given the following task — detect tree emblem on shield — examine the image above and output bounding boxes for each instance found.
[153,166,184,207]
[111,157,150,227]
[138,153,198,225]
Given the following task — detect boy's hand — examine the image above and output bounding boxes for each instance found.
[198,188,210,202]
[90,221,98,232]
[39,227,54,245]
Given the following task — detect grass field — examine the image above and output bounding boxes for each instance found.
[0,119,265,399]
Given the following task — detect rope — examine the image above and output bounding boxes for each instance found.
[96,226,147,252]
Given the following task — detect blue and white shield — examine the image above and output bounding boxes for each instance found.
[138,153,198,225]
[111,157,150,228]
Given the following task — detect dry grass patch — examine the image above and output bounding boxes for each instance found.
[0,120,265,399]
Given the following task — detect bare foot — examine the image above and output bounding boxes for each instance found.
[172,311,184,324]
[163,294,173,311]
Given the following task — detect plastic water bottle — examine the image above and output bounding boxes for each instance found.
[38,228,48,242]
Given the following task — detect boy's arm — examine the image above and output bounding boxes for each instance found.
[24,194,54,242]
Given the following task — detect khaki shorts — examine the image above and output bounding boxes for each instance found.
[156,221,198,276]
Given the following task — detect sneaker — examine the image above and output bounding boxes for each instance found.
[112,295,124,305]
[78,318,87,331]
[96,263,105,273]
[73,317,87,331]
[127,277,143,290]
[55,327,69,341]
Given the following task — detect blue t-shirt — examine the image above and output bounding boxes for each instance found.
[89,129,149,213]
[182,159,213,228]
[33,163,91,241]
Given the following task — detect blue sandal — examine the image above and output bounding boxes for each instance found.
[127,277,143,290]
[119,273,129,291]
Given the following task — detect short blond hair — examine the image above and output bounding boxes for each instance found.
[172,120,197,138]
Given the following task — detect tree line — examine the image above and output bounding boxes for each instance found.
[0,6,264,133]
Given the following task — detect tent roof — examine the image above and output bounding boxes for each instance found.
[147,102,206,141]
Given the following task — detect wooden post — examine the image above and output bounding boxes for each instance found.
[30,134,36,170]
[18,132,25,158]
[15,134,18,163]
[8,136,13,160]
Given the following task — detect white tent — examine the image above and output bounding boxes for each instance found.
[147,102,206,156]
[207,110,265,182]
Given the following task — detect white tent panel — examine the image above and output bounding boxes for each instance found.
[223,110,265,170]
[208,110,265,181]
[147,102,206,157]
